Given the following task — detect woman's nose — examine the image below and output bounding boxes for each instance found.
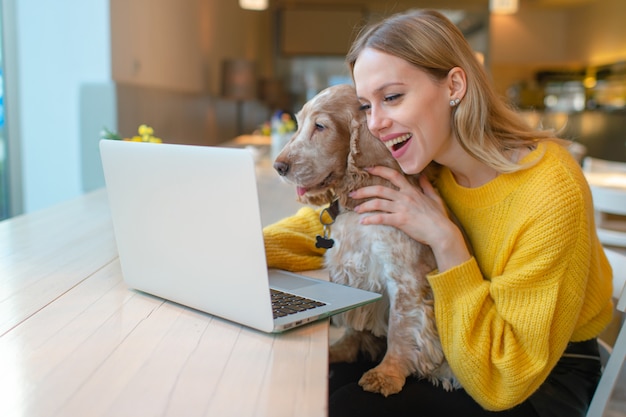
[367,107,389,134]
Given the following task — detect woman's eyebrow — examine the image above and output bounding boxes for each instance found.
[358,82,406,100]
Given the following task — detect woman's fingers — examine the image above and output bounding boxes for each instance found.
[349,166,414,202]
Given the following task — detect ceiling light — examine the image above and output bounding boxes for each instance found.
[490,0,518,15]
[239,0,268,11]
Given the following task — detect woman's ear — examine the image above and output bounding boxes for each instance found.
[448,67,467,101]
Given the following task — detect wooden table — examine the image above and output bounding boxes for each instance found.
[0,144,329,417]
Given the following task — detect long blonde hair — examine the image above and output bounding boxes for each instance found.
[346,9,565,173]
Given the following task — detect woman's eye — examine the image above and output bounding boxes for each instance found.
[359,103,371,111]
[315,122,325,130]
[384,94,402,102]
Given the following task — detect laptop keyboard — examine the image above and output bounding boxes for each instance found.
[271,289,327,319]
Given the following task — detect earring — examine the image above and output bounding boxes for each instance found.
[449,98,461,107]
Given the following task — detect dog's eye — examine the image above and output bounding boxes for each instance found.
[315,123,325,131]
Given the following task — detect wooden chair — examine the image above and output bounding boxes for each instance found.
[587,248,626,416]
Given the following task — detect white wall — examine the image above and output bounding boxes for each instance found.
[10,0,111,213]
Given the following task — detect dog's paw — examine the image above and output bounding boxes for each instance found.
[358,367,406,397]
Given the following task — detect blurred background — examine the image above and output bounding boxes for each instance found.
[0,0,625,219]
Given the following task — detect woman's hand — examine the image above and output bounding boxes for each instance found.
[350,166,471,272]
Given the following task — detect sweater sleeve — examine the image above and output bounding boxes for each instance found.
[428,154,613,411]
[427,215,583,409]
[262,206,327,272]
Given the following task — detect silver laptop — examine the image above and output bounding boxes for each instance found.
[99,139,381,333]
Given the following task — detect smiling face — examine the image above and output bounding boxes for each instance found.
[353,48,460,175]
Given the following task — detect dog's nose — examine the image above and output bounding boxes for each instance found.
[274,161,290,176]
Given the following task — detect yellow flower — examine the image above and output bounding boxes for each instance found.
[260,121,271,136]
[138,124,154,136]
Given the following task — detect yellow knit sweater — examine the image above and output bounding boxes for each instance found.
[263,206,327,271]
[262,141,613,411]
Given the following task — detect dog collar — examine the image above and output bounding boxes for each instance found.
[315,199,339,249]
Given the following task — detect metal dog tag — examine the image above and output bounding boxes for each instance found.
[315,203,337,249]
[315,234,334,249]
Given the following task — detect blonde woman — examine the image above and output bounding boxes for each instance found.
[263,9,613,417]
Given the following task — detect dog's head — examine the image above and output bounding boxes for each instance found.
[274,84,402,206]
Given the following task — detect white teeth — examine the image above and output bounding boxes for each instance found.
[384,133,412,151]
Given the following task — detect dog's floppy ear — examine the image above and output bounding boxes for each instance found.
[341,114,424,209]
[349,118,398,171]
[346,117,370,179]
[347,118,361,167]
[337,117,388,209]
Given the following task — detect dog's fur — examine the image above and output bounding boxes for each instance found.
[273,84,460,396]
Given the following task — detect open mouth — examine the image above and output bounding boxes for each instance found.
[296,172,334,197]
[384,133,412,152]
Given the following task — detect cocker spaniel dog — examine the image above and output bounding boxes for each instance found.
[273,84,460,396]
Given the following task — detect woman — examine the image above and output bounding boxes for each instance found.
[263,9,613,417]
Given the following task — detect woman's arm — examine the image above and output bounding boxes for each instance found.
[349,158,611,410]
[263,206,327,271]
